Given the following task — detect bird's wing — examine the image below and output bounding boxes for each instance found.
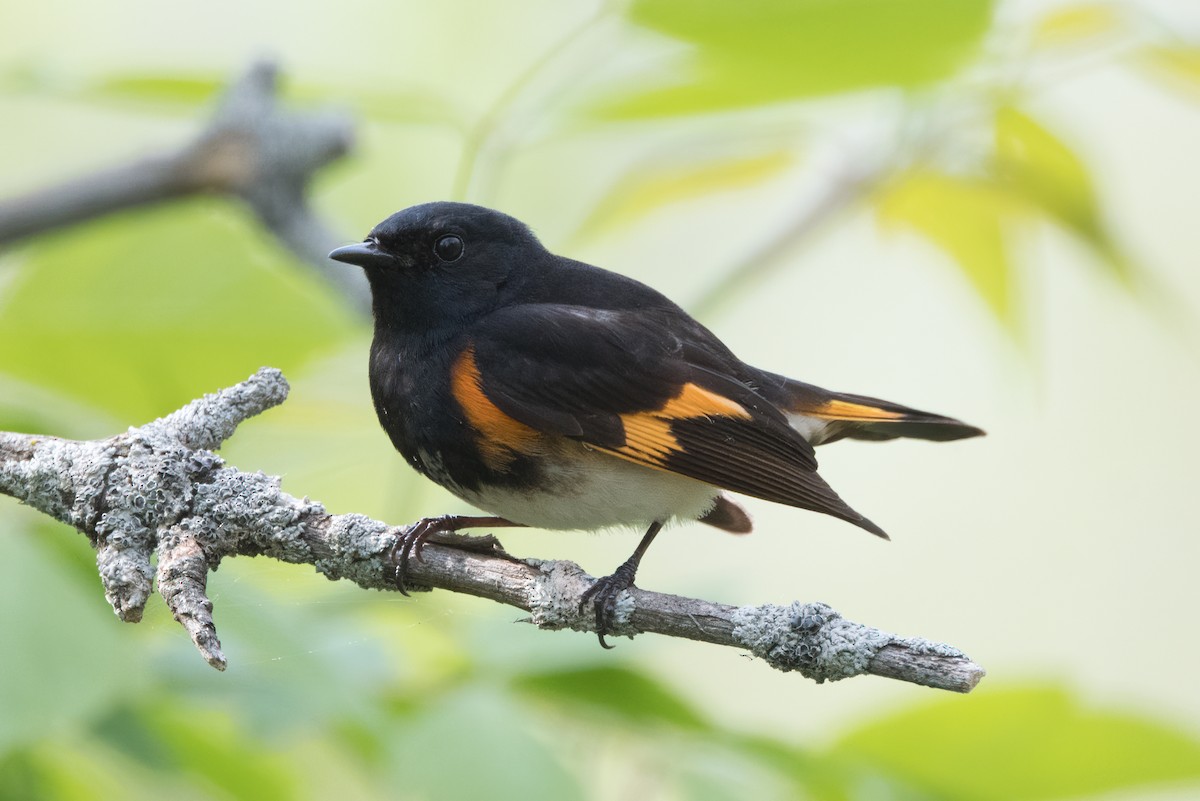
[461,304,885,536]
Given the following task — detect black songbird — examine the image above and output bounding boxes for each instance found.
[329,202,982,646]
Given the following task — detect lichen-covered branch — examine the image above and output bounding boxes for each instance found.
[0,60,370,313]
[0,369,984,691]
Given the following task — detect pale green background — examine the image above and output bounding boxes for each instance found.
[1,1,1198,799]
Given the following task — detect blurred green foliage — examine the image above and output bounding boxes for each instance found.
[1,0,1198,799]
[575,148,796,241]
[0,203,355,421]
[594,0,995,117]
[833,686,1200,800]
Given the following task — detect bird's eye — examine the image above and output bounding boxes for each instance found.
[433,234,464,262]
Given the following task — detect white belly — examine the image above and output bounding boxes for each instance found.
[453,446,719,531]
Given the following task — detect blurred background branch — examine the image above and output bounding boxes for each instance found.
[0,60,370,313]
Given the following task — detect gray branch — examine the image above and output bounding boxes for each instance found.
[0,369,984,692]
[0,60,370,314]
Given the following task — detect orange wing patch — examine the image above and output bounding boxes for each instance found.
[611,383,752,468]
[808,399,905,421]
[661,383,751,419]
[451,346,544,469]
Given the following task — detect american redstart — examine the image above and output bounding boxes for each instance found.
[329,202,982,646]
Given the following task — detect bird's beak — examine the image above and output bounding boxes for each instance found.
[328,241,395,270]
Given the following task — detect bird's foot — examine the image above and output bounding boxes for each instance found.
[384,515,522,595]
[386,515,454,595]
[578,559,640,649]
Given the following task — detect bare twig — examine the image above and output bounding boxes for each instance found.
[690,148,891,318]
[450,6,610,201]
[0,369,984,692]
[0,60,369,313]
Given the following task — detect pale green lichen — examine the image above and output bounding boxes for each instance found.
[731,601,893,683]
[526,559,634,637]
[315,513,398,590]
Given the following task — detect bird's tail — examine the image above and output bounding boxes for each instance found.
[767,374,985,446]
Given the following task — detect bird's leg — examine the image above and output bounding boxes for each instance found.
[387,515,523,595]
[578,521,663,649]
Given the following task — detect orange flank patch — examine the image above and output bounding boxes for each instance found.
[612,383,751,468]
[451,346,544,469]
[810,399,905,421]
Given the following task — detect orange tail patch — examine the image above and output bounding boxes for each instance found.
[808,398,907,422]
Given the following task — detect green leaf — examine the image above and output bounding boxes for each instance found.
[831,685,1200,801]
[993,108,1090,233]
[875,171,1018,327]
[385,687,584,801]
[511,663,711,732]
[0,370,117,440]
[879,107,1136,325]
[575,149,794,240]
[0,522,135,755]
[676,742,793,801]
[108,702,299,801]
[0,750,45,801]
[1032,4,1123,49]
[71,71,461,125]
[85,74,225,106]
[994,106,1131,282]
[728,736,852,801]
[1137,46,1200,99]
[1147,46,1200,82]
[0,744,166,801]
[0,200,358,423]
[594,0,994,118]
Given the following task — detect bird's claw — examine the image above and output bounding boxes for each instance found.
[385,515,453,595]
[578,562,639,649]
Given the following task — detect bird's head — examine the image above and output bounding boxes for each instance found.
[330,202,545,330]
